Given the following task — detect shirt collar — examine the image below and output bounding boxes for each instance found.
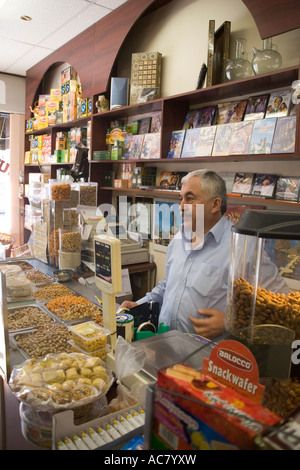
[180,215,230,250]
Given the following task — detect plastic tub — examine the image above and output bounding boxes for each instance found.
[69,321,110,352]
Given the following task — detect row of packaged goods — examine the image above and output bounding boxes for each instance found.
[25,66,92,131]
[24,124,91,165]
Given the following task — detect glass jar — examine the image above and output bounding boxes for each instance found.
[225,210,300,417]
[252,38,282,75]
[225,38,253,81]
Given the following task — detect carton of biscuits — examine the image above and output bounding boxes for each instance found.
[151,363,281,450]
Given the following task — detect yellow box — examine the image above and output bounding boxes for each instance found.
[24,151,31,164]
[38,115,47,130]
[50,88,61,100]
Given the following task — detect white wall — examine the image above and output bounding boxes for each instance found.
[0,73,25,114]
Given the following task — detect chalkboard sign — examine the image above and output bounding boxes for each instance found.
[94,235,122,294]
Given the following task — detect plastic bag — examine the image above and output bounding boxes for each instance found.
[9,352,114,412]
[109,336,146,412]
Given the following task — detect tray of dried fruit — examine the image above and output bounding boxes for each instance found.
[43,295,102,326]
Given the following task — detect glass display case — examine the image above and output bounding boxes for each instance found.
[225,210,300,416]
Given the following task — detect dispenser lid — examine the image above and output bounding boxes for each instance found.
[231,209,300,239]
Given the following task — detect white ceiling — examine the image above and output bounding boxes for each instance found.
[0,0,128,77]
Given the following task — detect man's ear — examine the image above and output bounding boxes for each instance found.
[211,197,222,213]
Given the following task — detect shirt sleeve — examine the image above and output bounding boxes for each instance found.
[136,278,167,307]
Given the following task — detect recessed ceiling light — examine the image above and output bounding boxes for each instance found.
[20,15,32,21]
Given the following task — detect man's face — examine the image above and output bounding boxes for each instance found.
[179,177,208,234]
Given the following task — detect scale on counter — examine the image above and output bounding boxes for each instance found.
[94,234,122,349]
[81,209,149,265]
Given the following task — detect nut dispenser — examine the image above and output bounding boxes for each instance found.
[225,210,300,416]
[58,208,82,270]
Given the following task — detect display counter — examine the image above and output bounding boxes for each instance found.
[0,257,206,451]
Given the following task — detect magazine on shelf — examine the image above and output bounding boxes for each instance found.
[211,124,234,156]
[167,130,186,158]
[197,125,217,156]
[231,172,254,194]
[140,132,160,159]
[275,177,300,202]
[216,99,248,124]
[251,173,278,198]
[181,128,201,158]
[249,118,277,154]
[228,121,254,155]
[243,94,270,121]
[271,115,297,154]
[265,90,292,118]
[150,112,161,133]
[129,134,145,159]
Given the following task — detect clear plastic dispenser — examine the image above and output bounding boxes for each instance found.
[225,210,300,416]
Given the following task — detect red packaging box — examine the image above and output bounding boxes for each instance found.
[152,363,281,450]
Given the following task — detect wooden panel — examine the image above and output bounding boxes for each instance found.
[25,0,173,120]
[242,0,300,38]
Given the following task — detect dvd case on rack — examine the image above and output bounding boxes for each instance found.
[141,133,160,159]
[197,125,217,156]
[251,173,277,198]
[249,118,277,154]
[244,94,269,121]
[231,172,254,194]
[216,99,248,124]
[275,177,300,201]
[196,105,216,127]
[212,124,234,156]
[265,90,292,118]
[183,110,200,129]
[150,112,161,132]
[183,106,216,129]
[129,134,145,159]
[271,115,296,153]
[167,130,186,158]
[228,121,254,155]
[181,128,201,158]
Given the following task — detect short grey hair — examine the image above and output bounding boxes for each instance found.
[181,169,227,214]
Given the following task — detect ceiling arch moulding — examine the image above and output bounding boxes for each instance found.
[25,0,173,120]
[242,0,300,39]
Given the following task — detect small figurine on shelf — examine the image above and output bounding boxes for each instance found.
[96,95,109,113]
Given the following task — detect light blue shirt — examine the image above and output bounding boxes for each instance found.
[138,215,288,334]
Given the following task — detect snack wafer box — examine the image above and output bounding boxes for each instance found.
[151,363,281,450]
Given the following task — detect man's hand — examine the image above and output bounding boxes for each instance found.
[189,309,225,339]
[119,301,138,310]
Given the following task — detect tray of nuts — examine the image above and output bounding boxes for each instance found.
[10,323,73,359]
[45,295,102,324]
[24,268,54,286]
[8,304,61,334]
[33,282,76,302]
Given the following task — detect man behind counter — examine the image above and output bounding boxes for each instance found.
[121,170,288,339]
